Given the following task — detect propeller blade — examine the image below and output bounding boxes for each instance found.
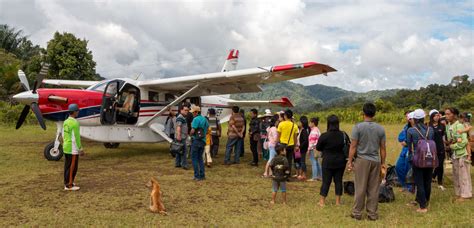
[17,70,30,91]
[32,64,49,94]
[16,105,31,129]
[31,103,46,130]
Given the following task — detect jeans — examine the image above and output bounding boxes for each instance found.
[295,148,307,172]
[413,166,433,209]
[268,146,277,162]
[250,136,259,164]
[309,149,322,179]
[211,135,220,157]
[191,139,206,180]
[285,146,294,175]
[225,137,242,164]
[175,140,188,168]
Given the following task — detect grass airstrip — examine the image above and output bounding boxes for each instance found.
[0,123,473,226]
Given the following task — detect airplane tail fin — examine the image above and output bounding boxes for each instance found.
[221,49,239,72]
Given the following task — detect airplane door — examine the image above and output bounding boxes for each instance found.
[100,80,120,125]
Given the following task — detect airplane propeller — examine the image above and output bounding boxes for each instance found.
[13,64,49,130]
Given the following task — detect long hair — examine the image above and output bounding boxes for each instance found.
[327,115,340,132]
[300,116,309,130]
[414,118,426,130]
[429,112,439,127]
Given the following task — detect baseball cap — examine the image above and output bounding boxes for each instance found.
[68,104,79,112]
[429,109,439,116]
[190,105,201,113]
[407,112,415,120]
[413,109,426,119]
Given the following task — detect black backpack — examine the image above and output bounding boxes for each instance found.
[342,131,351,160]
[378,183,395,203]
[343,181,355,195]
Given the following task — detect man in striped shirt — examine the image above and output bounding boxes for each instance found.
[63,104,85,191]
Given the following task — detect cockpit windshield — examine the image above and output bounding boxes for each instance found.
[87,80,125,92]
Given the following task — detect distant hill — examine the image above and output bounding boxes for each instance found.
[231,81,399,112]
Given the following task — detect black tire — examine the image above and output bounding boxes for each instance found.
[104,143,120,149]
[44,141,63,161]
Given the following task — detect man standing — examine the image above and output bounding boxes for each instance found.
[277,109,299,176]
[249,109,261,166]
[347,103,386,221]
[175,105,190,170]
[207,108,221,158]
[189,105,209,181]
[224,106,245,165]
[239,109,247,157]
[63,104,85,191]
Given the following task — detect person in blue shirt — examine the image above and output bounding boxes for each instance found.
[395,111,414,193]
[189,105,209,181]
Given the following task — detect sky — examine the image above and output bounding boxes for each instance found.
[1,0,473,92]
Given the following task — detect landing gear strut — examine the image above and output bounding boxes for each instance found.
[44,141,63,161]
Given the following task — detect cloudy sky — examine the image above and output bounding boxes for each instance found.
[1,0,473,92]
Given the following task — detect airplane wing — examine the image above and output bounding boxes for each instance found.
[42,79,98,87]
[138,62,336,96]
[227,97,294,108]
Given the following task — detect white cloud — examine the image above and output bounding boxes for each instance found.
[0,0,472,92]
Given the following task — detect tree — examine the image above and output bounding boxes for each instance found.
[0,48,22,100]
[45,32,98,81]
[455,91,474,111]
[0,24,42,61]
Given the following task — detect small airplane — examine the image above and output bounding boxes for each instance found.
[12,49,336,161]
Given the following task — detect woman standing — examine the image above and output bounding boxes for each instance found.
[296,116,310,180]
[429,110,446,191]
[446,108,472,202]
[395,111,414,192]
[262,115,279,177]
[316,115,346,206]
[308,117,322,181]
[406,109,434,213]
[165,109,177,140]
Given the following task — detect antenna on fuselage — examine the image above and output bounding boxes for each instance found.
[134,73,142,80]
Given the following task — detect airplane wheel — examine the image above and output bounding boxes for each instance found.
[104,143,120,149]
[44,142,63,161]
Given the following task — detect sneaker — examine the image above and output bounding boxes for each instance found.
[438,185,446,191]
[64,186,80,191]
[182,166,189,170]
[350,214,362,221]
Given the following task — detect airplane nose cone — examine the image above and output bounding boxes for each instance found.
[12,91,39,105]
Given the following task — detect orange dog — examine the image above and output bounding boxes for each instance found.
[146,177,167,215]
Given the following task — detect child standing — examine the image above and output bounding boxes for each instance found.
[308,117,322,181]
[263,115,278,177]
[270,144,290,205]
[204,126,213,167]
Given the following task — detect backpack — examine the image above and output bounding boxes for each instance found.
[343,181,355,195]
[385,165,400,187]
[342,131,351,160]
[271,156,289,182]
[378,183,395,203]
[412,127,438,168]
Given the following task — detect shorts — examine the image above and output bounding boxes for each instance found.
[272,180,287,193]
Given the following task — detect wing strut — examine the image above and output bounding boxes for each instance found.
[138,84,200,127]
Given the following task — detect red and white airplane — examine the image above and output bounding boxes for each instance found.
[13,49,336,161]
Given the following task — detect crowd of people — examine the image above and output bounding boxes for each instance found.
[164,101,473,220]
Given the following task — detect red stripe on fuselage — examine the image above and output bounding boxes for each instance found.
[38,89,103,115]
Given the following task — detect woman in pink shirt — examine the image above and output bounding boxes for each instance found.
[263,115,279,177]
[308,117,322,181]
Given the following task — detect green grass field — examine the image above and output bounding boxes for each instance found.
[0,123,473,226]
